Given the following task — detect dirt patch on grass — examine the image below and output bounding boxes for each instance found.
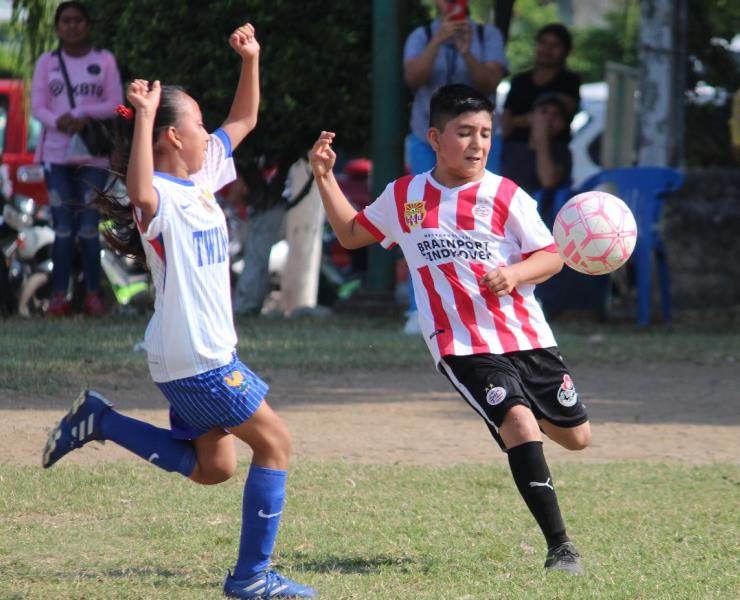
[1,363,738,467]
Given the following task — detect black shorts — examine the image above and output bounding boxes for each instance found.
[440,347,589,451]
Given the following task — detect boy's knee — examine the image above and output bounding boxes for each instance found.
[563,427,592,451]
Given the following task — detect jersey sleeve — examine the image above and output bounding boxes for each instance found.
[135,183,169,240]
[506,187,557,257]
[191,128,236,193]
[355,180,398,249]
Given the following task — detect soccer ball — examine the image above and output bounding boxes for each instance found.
[552,191,637,275]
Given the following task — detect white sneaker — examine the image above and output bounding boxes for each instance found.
[402,310,422,335]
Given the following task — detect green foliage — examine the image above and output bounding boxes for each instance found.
[85,0,428,169]
[10,0,59,81]
[569,0,640,83]
[686,0,740,91]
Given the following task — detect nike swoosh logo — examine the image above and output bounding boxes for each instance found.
[257,509,282,519]
[180,204,191,210]
[148,453,159,463]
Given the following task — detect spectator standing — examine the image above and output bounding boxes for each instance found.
[31,1,123,316]
[403,0,508,333]
[500,23,580,196]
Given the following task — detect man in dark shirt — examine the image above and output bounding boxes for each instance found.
[501,23,580,145]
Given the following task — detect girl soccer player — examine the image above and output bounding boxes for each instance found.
[41,23,316,599]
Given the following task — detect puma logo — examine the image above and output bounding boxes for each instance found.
[529,478,554,491]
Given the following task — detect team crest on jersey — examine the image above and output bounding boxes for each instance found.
[224,370,249,393]
[197,187,217,211]
[404,201,426,229]
[485,384,507,406]
[557,374,578,407]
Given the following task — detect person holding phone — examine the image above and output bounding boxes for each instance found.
[402,0,508,334]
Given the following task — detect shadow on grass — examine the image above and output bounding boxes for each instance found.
[286,552,416,574]
[35,567,217,590]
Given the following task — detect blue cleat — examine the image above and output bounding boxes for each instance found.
[223,569,317,598]
[42,390,113,469]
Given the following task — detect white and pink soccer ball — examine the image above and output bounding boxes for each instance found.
[552,191,637,275]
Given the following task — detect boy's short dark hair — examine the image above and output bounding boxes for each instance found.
[536,23,572,54]
[429,84,494,131]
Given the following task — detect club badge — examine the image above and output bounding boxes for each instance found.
[485,385,507,406]
[557,374,578,407]
[404,200,426,229]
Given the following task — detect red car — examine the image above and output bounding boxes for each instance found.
[0,79,47,205]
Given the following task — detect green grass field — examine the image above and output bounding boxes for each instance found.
[1,313,739,598]
[1,462,738,599]
[1,312,738,392]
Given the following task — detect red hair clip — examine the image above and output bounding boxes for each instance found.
[116,104,134,121]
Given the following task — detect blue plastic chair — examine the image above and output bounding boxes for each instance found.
[576,167,684,325]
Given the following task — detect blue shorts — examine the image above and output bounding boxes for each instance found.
[156,354,269,440]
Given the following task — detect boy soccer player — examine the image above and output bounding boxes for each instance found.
[309,83,591,574]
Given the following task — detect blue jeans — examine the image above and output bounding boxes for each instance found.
[45,164,109,294]
[233,202,286,315]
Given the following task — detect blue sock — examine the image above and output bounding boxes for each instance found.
[99,409,196,477]
[233,465,287,579]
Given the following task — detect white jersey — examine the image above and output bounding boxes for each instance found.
[357,170,558,366]
[136,129,237,382]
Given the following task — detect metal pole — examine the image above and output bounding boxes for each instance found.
[368,0,404,290]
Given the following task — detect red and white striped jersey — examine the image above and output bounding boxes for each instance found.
[356,170,558,366]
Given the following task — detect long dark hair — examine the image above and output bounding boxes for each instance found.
[97,85,185,265]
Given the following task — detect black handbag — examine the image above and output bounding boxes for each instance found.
[55,48,116,157]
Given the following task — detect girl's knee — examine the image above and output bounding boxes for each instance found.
[253,416,293,468]
[191,459,238,485]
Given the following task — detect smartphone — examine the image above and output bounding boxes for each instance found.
[447,0,468,21]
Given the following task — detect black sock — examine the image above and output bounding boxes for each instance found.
[507,441,569,549]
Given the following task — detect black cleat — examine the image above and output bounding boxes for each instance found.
[544,541,583,575]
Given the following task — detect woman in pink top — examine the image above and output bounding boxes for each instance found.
[31,1,123,316]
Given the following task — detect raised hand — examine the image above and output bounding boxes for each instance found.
[453,21,472,55]
[309,131,337,178]
[229,23,260,59]
[126,79,161,113]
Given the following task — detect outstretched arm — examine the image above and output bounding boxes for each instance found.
[221,23,260,151]
[126,79,161,231]
[309,131,377,249]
